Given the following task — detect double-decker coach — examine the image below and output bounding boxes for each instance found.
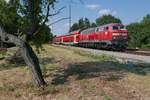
[54,31,80,45]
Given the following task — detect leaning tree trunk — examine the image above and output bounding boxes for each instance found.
[20,41,46,87]
[0,26,46,87]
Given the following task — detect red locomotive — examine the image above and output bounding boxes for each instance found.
[54,23,128,50]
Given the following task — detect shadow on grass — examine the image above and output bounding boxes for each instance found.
[39,57,60,65]
[0,62,25,71]
[0,57,58,71]
[51,61,150,85]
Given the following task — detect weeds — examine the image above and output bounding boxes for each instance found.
[101,90,112,100]
[15,91,22,98]
[33,84,58,95]
[73,50,114,61]
[41,65,47,77]
[0,63,25,71]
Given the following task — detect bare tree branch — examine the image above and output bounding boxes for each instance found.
[33,4,66,35]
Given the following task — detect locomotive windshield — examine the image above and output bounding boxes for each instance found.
[112,25,125,30]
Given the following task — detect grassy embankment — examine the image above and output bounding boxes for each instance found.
[0,44,150,100]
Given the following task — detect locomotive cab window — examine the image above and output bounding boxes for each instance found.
[113,26,119,30]
[113,25,125,30]
[120,26,125,30]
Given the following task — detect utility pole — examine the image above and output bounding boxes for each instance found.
[69,4,72,32]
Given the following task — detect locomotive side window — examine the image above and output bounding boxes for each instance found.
[120,26,125,30]
[104,27,109,31]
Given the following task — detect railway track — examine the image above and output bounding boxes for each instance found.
[80,48,150,63]
[125,48,150,56]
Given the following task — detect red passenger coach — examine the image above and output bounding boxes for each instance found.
[54,23,128,51]
[54,31,80,45]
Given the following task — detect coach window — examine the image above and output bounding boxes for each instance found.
[95,28,99,32]
[99,28,103,32]
[104,27,109,31]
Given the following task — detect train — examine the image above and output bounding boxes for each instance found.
[53,23,128,51]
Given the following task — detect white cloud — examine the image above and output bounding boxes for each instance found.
[86,4,100,11]
[98,9,117,16]
[5,0,10,3]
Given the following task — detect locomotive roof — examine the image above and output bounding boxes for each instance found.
[80,23,124,34]
[95,23,123,28]
[82,23,123,30]
[56,30,80,37]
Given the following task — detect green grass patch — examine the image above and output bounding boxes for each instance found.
[101,90,112,100]
[0,63,26,71]
[32,84,58,96]
[73,50,114,61]
[0,50,7,59]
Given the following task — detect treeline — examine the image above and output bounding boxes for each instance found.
[70,15,121,31]
[127,15,150,48]
[70,14,150,49]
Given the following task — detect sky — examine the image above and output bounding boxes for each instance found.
[50,0,150,35]
[4,0,150,35]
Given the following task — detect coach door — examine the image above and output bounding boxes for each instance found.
[61,37,63,44]
[103,26,109,40]
[74,35,77,43]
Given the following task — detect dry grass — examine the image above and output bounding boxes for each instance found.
[0,44,150,100]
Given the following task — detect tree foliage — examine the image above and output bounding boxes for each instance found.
[70,15,122,32]
[0,0,20,34]
[96,14,122,26]
[0,0,54,49]
[0,0,57,87]
[70,17,93,32]
[70,23,79,32]
[127,14,150,48]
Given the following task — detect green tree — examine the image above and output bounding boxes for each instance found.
[0,0,20,34]
[70,23,79,32]
[78,18,85,29]
[0,0,56,87]
[84,18,90,28]
[127,14,150,48]
[126,23,143,48]
[70,17,92,31]
[96,14,122,26]
[91,22,97,27]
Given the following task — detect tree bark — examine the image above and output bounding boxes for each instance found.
[0,26,46,87]
[20,41,46,87]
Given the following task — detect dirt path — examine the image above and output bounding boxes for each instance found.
[0,45,150,100]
